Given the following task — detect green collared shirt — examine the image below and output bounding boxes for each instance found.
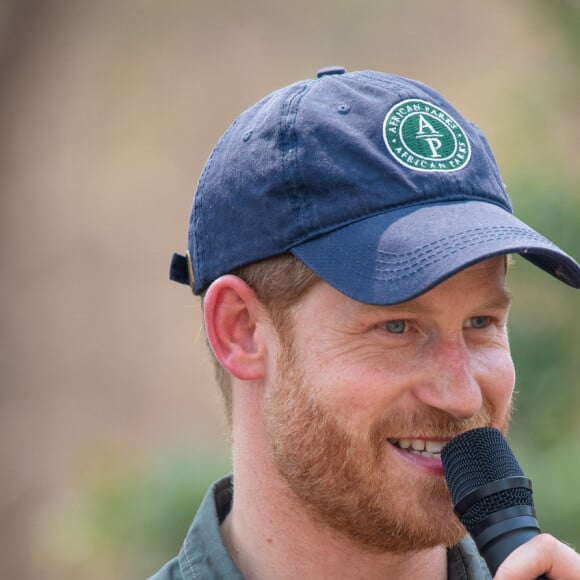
[148,475,491,580]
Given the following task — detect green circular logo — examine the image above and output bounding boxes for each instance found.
[383,99,471,172]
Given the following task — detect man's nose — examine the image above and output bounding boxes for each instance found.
[412,335,482,419]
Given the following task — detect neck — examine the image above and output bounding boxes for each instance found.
[222,418,448,580]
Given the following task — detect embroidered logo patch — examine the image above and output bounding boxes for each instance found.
[383,99,471,172]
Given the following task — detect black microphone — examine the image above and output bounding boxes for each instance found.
[441,427,547,579]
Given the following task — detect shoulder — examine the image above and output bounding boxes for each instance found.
[147,556,183,580]
[148,475,242,580]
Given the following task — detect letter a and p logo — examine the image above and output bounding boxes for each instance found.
[383,99,471,172]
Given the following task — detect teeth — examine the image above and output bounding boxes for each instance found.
[390,438,444,457]
[411,439,425,451]
[425,441,443,453]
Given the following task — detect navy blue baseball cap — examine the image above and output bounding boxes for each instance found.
[170,67,580,304]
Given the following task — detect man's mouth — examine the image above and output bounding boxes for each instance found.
[388,438,447,459]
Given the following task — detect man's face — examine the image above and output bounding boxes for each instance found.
[264,257,515,553]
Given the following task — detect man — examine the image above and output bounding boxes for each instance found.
[153,67,580,579]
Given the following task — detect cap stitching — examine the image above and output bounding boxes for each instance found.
[371,227,552,282]
[279,82,314,228]
[376,226,551,264]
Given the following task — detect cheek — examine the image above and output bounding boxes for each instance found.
[303,355,410,430]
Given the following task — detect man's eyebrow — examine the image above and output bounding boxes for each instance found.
[364,288,513,315]
[479,289,513,310]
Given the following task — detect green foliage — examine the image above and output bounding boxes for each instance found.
[533,0,580,64]
[39,445,230,579]
[503,164,580,549]
[506,169,580,445]
[516,437,580,549]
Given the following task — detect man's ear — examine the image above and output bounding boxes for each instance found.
[203,275,268,381]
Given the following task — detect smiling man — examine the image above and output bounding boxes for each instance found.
[153,68,580,579]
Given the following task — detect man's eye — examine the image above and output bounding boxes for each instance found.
[384,320,407,334]
[469,316,491,329]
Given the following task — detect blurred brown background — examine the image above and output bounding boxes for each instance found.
[1,1,579,578]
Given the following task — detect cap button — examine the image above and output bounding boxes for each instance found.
[316,66,346,78]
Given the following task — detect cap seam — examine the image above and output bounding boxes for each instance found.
[279,81,315,239]
[287,195,513,251]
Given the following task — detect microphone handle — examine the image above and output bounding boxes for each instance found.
[472,514,548,579]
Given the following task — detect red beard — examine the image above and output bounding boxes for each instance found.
[264,340,511,553]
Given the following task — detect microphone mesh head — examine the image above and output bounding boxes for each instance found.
[441,427,534,531]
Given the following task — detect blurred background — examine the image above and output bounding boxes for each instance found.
[0,0,578,578]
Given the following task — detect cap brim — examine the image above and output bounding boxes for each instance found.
[291,200,580,305]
